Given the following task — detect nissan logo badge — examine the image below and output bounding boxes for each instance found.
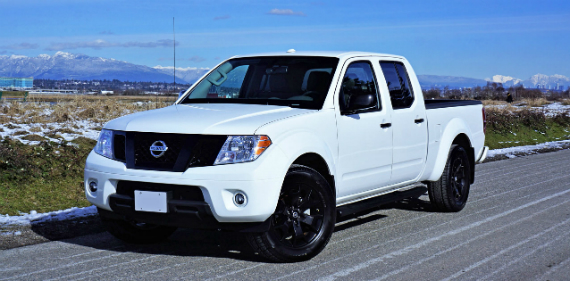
[149,140,168,158]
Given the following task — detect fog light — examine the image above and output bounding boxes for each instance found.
[88,181,98,193]
[233,192,247,207]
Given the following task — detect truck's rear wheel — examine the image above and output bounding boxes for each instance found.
[99,209,177,244]
[428,145,471,212]
[247,164,336,262]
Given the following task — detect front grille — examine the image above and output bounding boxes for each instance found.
[186,136,228,168]
[117,132,227,172]
[113,134,126,162]
[133,132,187,170]
[116,181,205,202]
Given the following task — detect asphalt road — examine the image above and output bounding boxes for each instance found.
[1,149,570,281]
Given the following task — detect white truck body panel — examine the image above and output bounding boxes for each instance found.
[85,51,487,224]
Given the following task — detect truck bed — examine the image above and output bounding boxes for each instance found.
[424,99,482,110]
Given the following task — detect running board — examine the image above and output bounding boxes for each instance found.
[336,186,427,218]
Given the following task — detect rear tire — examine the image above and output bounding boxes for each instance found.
[428,145,471,212]
[247,164,336,262]
[99,209,177,244]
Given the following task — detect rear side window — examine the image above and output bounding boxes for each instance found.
[380,61,414,109]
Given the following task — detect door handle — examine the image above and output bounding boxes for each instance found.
[414,118,425,124]
[380,123,392,128]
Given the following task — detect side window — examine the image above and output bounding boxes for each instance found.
[380,61,414,109]
[339,61,381,113]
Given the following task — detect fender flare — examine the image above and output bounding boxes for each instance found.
[426,118,473,182]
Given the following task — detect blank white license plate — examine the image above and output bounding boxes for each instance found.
[134,190,168,213]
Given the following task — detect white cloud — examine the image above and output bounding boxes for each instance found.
[0,42,39,50]
[45,39,178,51]
[268,9,306,16]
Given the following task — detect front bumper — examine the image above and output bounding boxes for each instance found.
[84,145,289,225]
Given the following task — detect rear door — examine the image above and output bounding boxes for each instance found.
[335,58,393,198]
[379,60,428,185]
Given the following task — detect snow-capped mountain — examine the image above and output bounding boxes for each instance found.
[526,73,570,89]
[153,66,209,84]
[486,74,570,89]
[0,52,205,83]
[488,75,523,86]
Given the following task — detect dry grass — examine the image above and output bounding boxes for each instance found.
[482,100,506,106]
[27,94,177,103]
[561,99,570,106]
[1,95,176,125]
[21,134,47,141]
[12,130,28,136]
[517,98,552,107]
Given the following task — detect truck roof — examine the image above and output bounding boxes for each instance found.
[231,51,405,60]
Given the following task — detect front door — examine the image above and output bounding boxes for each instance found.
[335,59,393,199]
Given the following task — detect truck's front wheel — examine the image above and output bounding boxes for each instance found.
[247,165,336,262]
[428,145,471,212]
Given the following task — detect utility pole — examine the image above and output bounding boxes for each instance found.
[173,17,176,91]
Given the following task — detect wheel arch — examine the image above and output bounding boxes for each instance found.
[292,153,336,197]
[425,118,476,184]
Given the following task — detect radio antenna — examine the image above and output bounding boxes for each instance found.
[173,17,176,89]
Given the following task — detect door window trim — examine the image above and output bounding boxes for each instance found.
[339,60,382,115]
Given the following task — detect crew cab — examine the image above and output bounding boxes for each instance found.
[85,51,488,262]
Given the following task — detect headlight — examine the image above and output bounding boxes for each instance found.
[214,135,271,165]
[94,129,114,159]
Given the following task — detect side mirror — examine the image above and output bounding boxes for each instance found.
[345,93,376,114]
[178,89,187,100]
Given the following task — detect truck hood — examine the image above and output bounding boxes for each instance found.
[104,103,313,135]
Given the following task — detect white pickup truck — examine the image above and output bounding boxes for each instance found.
[85,51,488,262]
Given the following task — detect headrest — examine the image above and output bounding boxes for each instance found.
[307,71,332,93]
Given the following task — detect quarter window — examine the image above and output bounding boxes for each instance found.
[380,61,414,109]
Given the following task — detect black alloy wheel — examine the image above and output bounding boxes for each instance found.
[428,145,471,212]
[450,156,468,205]
[247,164,336,262]
[270,180,326,249]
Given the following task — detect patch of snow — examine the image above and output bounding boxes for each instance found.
[0,119,101,144]
[53,51,76,59]
[0,206,97,227]
[491,75,522,85]
[0,231,22,236]
[487,140,570,159]
[9,54,27,59]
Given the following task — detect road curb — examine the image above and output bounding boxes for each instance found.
[0,215,105,250]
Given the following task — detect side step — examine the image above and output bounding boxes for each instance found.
[336,185,427,218]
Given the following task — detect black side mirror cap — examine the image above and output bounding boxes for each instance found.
[343,93,376,114]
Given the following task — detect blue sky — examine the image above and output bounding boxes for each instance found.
[1,0,569,79]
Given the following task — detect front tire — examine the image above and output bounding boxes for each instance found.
[247,165,336,262]
[99,209,177,244]
[428,145,471,212]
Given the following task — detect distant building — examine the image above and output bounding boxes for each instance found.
[0,77,34,89]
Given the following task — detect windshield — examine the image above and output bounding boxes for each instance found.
[180,56,339,109]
